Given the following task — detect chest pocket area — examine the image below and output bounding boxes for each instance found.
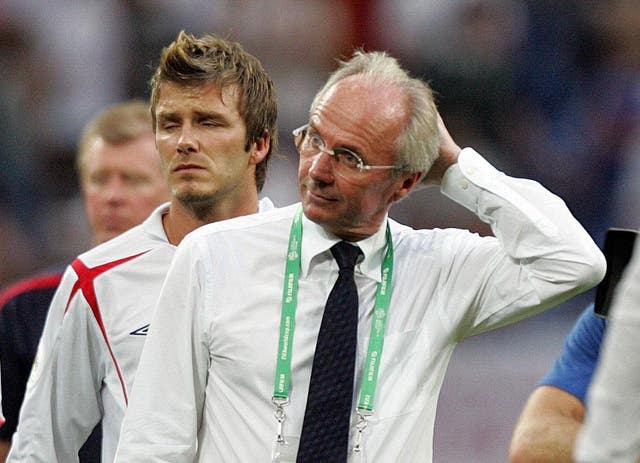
[359,327,432,421]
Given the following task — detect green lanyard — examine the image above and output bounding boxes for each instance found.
[272,206,394,416]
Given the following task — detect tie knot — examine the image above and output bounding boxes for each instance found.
[330,241,361,271]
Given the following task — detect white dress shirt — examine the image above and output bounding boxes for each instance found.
[7,199,275,463]
[116,148,605,462]
[575,238,640,463]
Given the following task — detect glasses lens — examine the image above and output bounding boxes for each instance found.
[293,124,377,179]
[307,133,324,152]
[334,150,363,173]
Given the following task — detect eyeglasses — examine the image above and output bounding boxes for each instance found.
[292,124,401,177]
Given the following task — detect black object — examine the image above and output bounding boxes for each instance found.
[594,228,638,318]
[297,242,361,463]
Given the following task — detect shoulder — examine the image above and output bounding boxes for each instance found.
[172,204,298,273]
[186,203,298,244]
[76,219,169,268]
[0,269,64,310]
[389,218,490,253]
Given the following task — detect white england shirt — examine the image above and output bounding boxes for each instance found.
[7,198,275,463]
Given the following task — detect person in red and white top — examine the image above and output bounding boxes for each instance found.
[0,99,170,463]
[7,31,279,463]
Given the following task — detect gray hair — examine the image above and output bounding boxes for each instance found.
[311,51,439,175]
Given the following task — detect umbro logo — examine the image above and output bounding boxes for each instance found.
[130,324,150,336]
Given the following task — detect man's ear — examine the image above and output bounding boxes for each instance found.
[391,171,423,203]
[249,130,270,165]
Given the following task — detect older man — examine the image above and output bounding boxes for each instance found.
[116,50,604,463]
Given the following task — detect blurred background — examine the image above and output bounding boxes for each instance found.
[1,0,638,460]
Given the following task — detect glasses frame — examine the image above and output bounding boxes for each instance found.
[292,124,401,175]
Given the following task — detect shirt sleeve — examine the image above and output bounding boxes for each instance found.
[575,239,640,462]
[539,305,606,403]
[115,236,210,462]
[439,147,606,335]
[7,267,105,463]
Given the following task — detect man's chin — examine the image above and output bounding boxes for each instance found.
[175,190,215,206]
[175,192,221,220]
[302,201,334,226]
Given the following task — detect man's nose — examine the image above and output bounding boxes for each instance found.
[177,125,198,154]
[307,151,335,183]
[104,177,126,203]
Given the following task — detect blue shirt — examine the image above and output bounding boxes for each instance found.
[540,305,606,404]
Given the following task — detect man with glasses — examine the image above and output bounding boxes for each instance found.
[292,124,401,175]
[116,51,605,463]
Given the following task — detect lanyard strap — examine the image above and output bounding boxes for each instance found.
[273,207,303,401]
[357,230,393,412]
[272,206,394,414]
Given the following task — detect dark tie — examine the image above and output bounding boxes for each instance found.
[297,241,361,463]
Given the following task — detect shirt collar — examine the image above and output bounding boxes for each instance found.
[300,212,389,282]
[146,198,273,245]
[145,202,171,242]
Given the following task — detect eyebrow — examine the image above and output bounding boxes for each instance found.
[156,109,229,121]
[156,111,179,122]
[192,109,229,121]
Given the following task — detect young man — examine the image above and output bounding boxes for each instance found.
[7,31,278,463]
[115,51,605,462]
[0,99,169,462]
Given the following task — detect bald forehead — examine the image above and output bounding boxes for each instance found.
[329,75,405,109]
[313,75,409,146]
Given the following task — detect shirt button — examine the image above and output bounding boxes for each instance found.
[461,180,469,190]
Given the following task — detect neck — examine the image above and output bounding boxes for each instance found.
[163,195,260,245]
[334,229,374,242]
[324,218,386,243]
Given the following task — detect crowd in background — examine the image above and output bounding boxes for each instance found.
[0,0,638,460]
[1,0,639,286]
